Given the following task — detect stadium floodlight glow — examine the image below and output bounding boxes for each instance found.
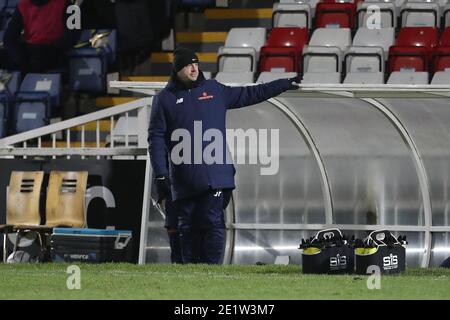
[431,247,450,253]
[147,246,171,250]
[405,248,426,253]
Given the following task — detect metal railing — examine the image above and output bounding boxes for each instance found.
[0,97,152,158]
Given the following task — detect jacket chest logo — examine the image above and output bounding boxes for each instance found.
[176,98,184,105]
[198,92,214,101]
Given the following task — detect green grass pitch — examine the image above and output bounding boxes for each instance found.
[0,263,450,300]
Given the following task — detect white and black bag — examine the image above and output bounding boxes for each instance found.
[355,229,407,274]
[299,228,354,274]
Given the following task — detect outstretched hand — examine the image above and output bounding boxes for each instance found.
[288,75,301,89]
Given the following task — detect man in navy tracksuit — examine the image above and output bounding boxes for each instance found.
[148,47,299,264]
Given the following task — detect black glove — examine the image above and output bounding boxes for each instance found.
[288,75,301,89]
[155,175,171,203]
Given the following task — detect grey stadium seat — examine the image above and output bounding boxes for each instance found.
[215,71,254,84]
[217,28,266,73]
[387,71,429,84]
[308,28,351,51]
[352,28,395,59]
[256,71,297,83]
[400,2,440,27]
[357,1,398,29]
[272,2,312,29]
[301,72,341,84]
[344,72,385,84]
[431,71,450,84]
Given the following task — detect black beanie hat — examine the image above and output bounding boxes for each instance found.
[173,47,199,72]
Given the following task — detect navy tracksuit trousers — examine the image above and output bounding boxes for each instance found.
[164,198,183,264]
[177,188,231,264]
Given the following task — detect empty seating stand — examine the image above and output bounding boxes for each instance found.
[352,27,395,58]
[357,0,397,29]
[272,2,312,29]
[388,27,439,74]
[315,1,357,29]
[302,44,344,83]
[343,28,395,84]
[400,2,440,27]
[344,46,385,83]
[13,73,61,134]
[260,27,309,73]
[217,27,267,74]
[301,28,352,83]
[308,27,352,52]
[69,29,117,94]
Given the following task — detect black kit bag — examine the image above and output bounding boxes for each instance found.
[299,228,354,274]
[355,229,407,275]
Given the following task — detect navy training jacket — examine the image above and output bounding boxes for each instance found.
[148,71,293,200]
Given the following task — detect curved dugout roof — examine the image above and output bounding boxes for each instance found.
[225,96,450,267]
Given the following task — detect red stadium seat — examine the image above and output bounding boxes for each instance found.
[315,3,356,29]
[265,27,309,49]
[388,46,428,72]
[395,27,439,49]
[260,28,309,73]
[388,27,439,73]
[260,47,299,72]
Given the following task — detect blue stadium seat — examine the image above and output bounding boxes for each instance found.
[12,73,60,134]
[12,92,50,134]
[69,29,117,93]
[19,73,61,108]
